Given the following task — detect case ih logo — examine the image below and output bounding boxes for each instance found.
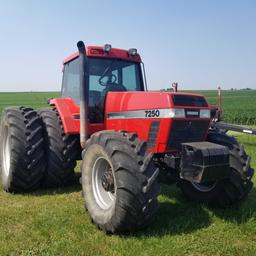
[186,110,199,117]
[187,111,198,116]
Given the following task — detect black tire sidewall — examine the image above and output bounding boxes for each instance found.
[81,131,160,233]
[39,108,79,187]
[82,144,116,225]
[0,107,45,192]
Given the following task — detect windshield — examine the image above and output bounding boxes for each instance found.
[88,58,144,93]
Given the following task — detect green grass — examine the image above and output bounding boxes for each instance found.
[0,91,256,255]
[1,133,256,256]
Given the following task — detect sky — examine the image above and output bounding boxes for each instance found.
[0,0,256,91]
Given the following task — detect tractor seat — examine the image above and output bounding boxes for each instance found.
[103,83,127,94]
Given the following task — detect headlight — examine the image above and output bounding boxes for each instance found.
[200,109,210,118]
[169,108,185,118]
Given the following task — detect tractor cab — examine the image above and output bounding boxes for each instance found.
[61,45,145,123]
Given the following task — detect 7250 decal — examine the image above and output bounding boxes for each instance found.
[145,109,160,118]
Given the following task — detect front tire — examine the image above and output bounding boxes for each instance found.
[81,131,160,233]
[0,107,45,192]
[178,131,254,207]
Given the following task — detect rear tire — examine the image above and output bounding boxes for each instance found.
[0,107,45,192]
[81,131,160,233]
[178,131,254,207]
[39,108,80,188]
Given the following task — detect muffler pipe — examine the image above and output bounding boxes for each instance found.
[77,41,88,149]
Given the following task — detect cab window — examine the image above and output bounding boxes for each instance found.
[61,58,80,104]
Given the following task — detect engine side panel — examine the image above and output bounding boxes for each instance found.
[105,92,210,153]
[50,92,210,153]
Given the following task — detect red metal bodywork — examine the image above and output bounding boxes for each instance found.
[50,92,211,154]
[55,45,211,153]
[63,46,141,64]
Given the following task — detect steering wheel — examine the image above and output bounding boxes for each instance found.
[99,74,117,86]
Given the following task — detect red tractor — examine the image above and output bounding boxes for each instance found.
[0,41,254,233]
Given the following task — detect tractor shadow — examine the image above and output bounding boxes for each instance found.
[130,184,212,237]
[209,186,256,224]
[30,174,256,237]
[32,173,82,196]
[129,184,256,238]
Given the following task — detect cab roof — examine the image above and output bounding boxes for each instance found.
[63,46,142,64]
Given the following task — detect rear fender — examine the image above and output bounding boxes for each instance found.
[49,97,80,134]
[49,98,105,135]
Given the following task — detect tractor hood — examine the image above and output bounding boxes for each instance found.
[105,92,211,153]
[105,91,210,116]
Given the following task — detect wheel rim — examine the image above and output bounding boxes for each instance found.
[191,181,217,192]
[2,126,11,179]
[92,156,116,210]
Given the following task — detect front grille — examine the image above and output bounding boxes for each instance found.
[167,120,209,150]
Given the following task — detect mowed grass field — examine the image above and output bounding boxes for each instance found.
[0,90,256,256]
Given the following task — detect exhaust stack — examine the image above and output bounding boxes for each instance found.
[77,41,88,149]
